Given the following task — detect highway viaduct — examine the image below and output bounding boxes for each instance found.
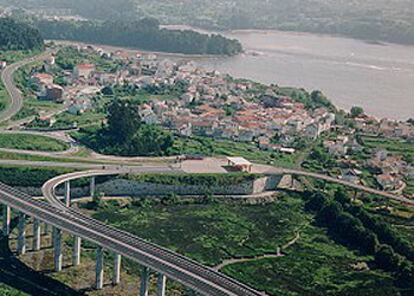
[0,166,265,296]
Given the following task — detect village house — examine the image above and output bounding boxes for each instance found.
[376,174,401,191]
[73,63,96,79]
[43,84,64,102]
[139,108,159,125]
[35,115,56,127]
[191,120,218,137]
[31,73,54,87]
[177,123,192,137]
[237,129,255,142]
[324,135,350,156]
[340,168,361,184]
[67,98,92,115]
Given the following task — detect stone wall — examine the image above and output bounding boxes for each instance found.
[19,175,283,198]
[64,175,281,198]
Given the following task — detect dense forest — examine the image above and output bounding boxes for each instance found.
[0,17,43,50]
[34,18,242,55]
[6,0,414,45]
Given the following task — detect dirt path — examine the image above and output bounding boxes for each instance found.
[213,230,302,271]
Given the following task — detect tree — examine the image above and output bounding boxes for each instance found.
[316,202,343,226]
[375,244,402,272]
[310,90,334,110]
[350,106,364,118]
[0,18,43,50]
[305,192,329,212]
[106,99,141,143]
[101,86,114,96]
[334,188,351,205]
[129,124,174,156]
[397,261,414,288]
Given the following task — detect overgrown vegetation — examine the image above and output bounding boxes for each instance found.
[88,192,410,295]
[91,195,308,266]
[124,173,261,186]
[0,17,43,50]
[0,133,69,152]
[223,225,399,296]
[0,166,74,187]
[305,189,414,290]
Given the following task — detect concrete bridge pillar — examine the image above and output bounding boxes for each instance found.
[64,181,71,207]
[43,223,49,235]
[157,273,167,296]
[96,246,104,290]
[112,253,122,285]
[90,176,96,197]
[17,212,26,255]
[72,236,81,266]
[53,227,63,272]
[2,205,11,236]
[32,218,41,251]
[140,267,149,296]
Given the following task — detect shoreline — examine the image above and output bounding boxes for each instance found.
[162,25,414,49]
[48,40,238,60]
[49,40,411,122]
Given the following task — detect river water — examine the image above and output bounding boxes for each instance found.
[190,30,414,120]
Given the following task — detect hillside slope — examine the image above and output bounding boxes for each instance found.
[0,17,43,50]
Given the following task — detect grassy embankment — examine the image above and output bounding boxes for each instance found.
[0,133,69,152]
[0,166,76,187]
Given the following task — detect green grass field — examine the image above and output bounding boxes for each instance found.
[53,111,106,129]
[0,133,70,152]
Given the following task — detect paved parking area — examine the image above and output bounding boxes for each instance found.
[181,157,229,173]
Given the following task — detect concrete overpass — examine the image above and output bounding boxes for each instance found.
[0,166,264,296]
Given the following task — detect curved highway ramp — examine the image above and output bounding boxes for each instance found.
[0,181,263,296]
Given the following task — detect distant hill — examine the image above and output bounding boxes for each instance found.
[131,0,414,45]
[3,0,414,45]
[34,18,242,56]
[0,17,44,50]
